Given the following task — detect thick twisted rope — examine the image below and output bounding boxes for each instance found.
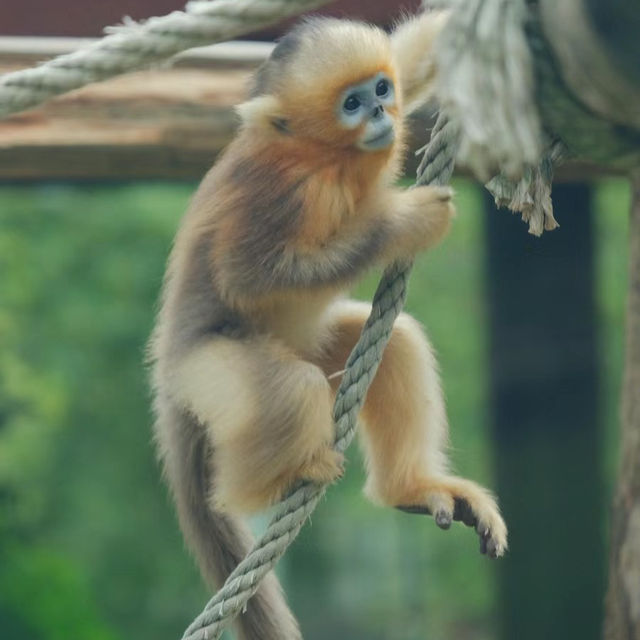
[426,0,558,235]
[428,0,640,235]
[0,0,333,119]
[181,111,460,640]
[428,0,540,179]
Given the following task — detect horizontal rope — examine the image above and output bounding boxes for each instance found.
[0,0,332,119]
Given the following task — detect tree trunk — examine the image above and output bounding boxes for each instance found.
[604,175,640,639]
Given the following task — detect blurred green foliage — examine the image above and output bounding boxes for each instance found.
[0,179,630,640]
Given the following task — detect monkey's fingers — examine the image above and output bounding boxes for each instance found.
[297,447,344,486]
[431,185,454,202]
[412,184,454,205]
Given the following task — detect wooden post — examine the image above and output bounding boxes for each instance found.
[604,175,640,640]
[485,183,604,640]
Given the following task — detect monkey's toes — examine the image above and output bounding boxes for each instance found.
[453,497,477,527]
[396,504,454,531]
[396,492,455,531]
[298,448,344,486]
[395,480,508,558]
[453,497,508,559]
[477,522,506,559]
[434,509,452,529]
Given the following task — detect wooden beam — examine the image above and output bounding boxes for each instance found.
[0,36,623,181]
[0,68,248,180]
[0,39,270,180]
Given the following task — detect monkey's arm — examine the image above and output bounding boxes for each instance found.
[214,184,453,301]
[391,11,449,114]
[217,221,391,299]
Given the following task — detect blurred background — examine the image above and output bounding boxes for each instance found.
[0,2,632,640]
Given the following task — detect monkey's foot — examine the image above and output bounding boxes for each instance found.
[297,447,344,486]
[396,475,508,558]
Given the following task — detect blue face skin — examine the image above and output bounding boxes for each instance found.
[336,72,396,152]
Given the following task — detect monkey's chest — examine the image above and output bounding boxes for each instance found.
[256,290,343,353]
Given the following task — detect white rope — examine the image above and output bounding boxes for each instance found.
[428,0,541,179]
[486,141,566,235]
[0,0,332,119]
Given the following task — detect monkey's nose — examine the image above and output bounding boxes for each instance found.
[372,105,384,119]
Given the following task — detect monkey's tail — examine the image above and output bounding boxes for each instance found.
[155,402,301,640]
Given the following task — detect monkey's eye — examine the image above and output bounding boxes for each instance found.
[343,95,361,112]
[376,79,390,97]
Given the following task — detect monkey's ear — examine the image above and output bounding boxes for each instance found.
[236,95,289,134]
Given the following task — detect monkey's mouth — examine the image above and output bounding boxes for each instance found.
[362,126,394,150]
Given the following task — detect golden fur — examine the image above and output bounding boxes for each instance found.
[150,12,506,640]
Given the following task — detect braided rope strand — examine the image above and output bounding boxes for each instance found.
[181,111,460,640]
[0,0,332,119]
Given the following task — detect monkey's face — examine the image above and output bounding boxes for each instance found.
[240,20,402,156]
[276,64,401,155]
[336,72,397,152]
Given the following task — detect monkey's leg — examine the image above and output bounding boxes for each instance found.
[170,337,343,515]
[312,300,508,557]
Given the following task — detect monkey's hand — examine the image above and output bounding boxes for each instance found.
[408,185,456,250]
[384,185,456,259]
[297,446,344,486]
[397,475,508,558]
